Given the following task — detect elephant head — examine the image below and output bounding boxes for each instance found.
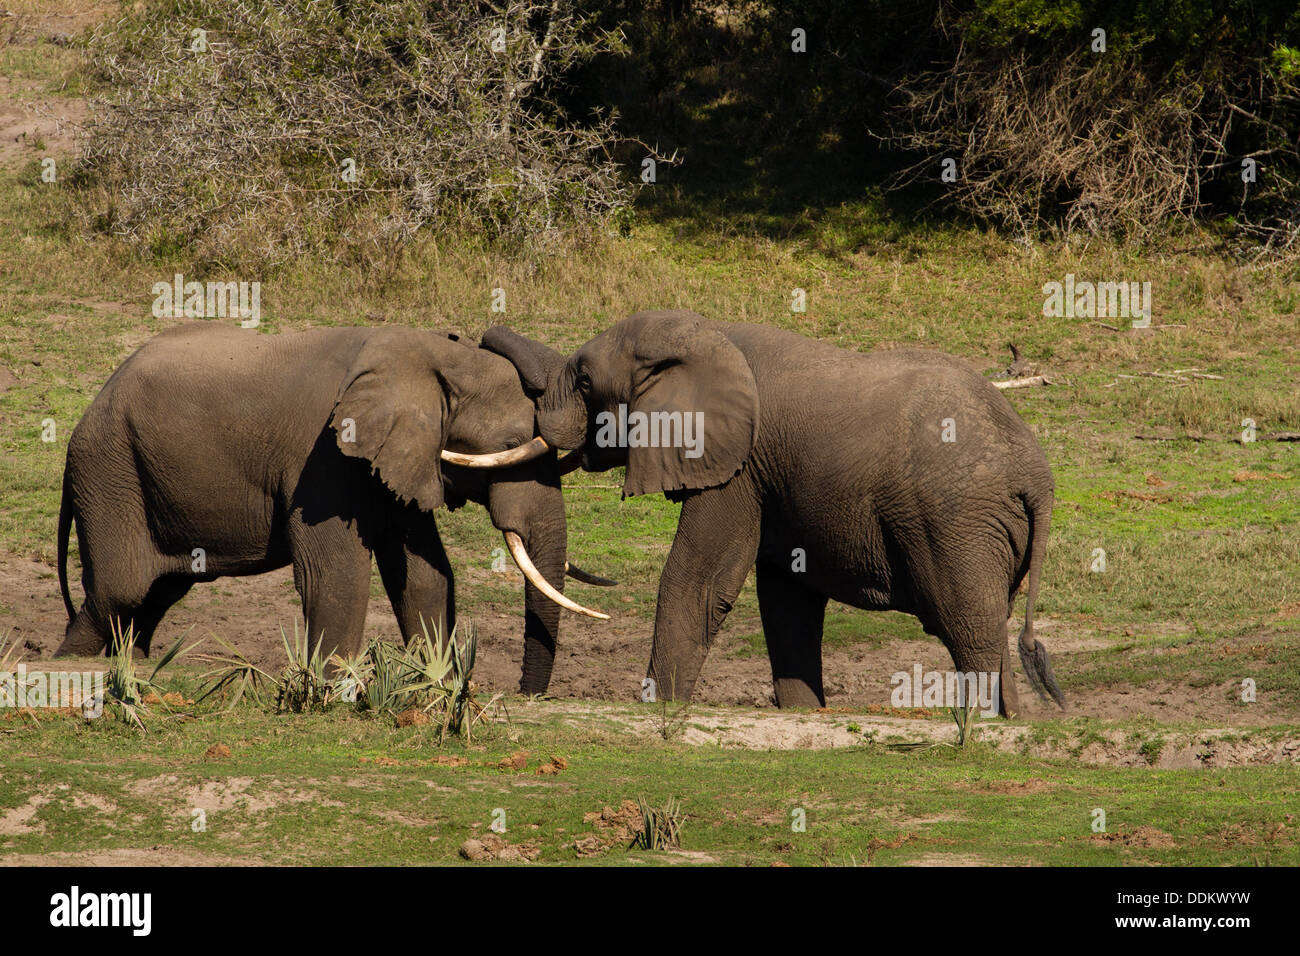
[481,311,759,498]
[327,328,610,692]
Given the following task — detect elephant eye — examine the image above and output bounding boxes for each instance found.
[575,371,592,395]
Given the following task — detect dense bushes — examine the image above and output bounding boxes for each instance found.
[570,0,1300,252]
[884,1,1300,246]
[71,0,630,269]
[68,0,1300,260]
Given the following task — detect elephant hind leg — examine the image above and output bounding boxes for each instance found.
[57,608,109,657]
[129,575,195,656]
[931,615,1019,716]
[925,574,1021,717]
[56,573,193,658]
[756,560,829,708]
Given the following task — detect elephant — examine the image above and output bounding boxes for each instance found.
[482,311,1066,716]
[55,322,611,693]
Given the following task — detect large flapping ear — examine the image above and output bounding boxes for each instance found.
[619,313,759,498]
[329,330,458,512]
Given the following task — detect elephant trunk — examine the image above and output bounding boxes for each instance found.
[480,327,588,451]
[534,362,590,453]
[487,475,567,695]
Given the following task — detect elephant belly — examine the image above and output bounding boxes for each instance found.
[142,479,290,577]
[758,505,900,612]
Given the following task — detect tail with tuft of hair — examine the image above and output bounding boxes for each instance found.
[58,471,76,622]
[1018,486,1066,710]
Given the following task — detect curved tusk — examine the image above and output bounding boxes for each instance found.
[565,562,618,587]
[557,448,584,475]
[441,436,550,468]
[504,531,610,620]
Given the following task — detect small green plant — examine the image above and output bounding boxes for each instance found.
[1138,735,1166,765]
[104,619,190,729]
[647,666,691,741]
[272,622,336,714]
[346,638,409,714]
[0,628,23,673]
[950,703,978,748]
[0,629,34,711]
[630,796,683,851]
[886,704,982,752]
[333,619,497,742]
[653,696,693,742]
[196,633,273,710]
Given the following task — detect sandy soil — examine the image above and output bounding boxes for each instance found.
[0,1,1293,752]
[0,0,93,169]
[4,549,1294,731]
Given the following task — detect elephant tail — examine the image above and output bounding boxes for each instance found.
[1017,487,1066,710]
[58,471,76,622]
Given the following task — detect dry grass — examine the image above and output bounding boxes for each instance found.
[887,47,1300,257]
[65,0,631,271]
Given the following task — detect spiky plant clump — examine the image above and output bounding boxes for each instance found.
[0,628,22,673]
[950,703,979,748]
[196,634,273,711]
[104,619,190,730]
[272,622,338,714]
[631,796,683,851]
[334,619,497,742]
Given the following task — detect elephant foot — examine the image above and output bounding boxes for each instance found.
[55,612,109,657]
[773,677,825,709]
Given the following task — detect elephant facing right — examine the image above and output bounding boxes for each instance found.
[484,311,1068,717]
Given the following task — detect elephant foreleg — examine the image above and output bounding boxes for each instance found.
[755,560,828,708]
[645,483,759,703]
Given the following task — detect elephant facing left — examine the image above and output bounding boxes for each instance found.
[54,322,609,693]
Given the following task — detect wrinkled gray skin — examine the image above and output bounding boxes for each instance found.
[56,323,569,694]
[484,311,1065,716]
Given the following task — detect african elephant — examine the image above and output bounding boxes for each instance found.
[482,311,1065,716]
[55,322,609,693]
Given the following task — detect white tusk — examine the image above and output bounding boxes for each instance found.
[441,436,550,468]
[504,531,610,620]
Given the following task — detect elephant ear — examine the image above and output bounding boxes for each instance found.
[329,331,454,512]
[621,315,758,498]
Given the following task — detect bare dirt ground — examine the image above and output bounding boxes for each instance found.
[1,1,1293,749]
[4,549,1292,730]
[514,700,1300,768]
[0,73,85,169]
[0,3,98,166]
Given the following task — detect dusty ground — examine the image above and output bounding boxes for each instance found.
[0,73,85,169]
[0,0,1292,740]
[0,3,98,166]
[514,700,1300,768]
[3,549,1289,728]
